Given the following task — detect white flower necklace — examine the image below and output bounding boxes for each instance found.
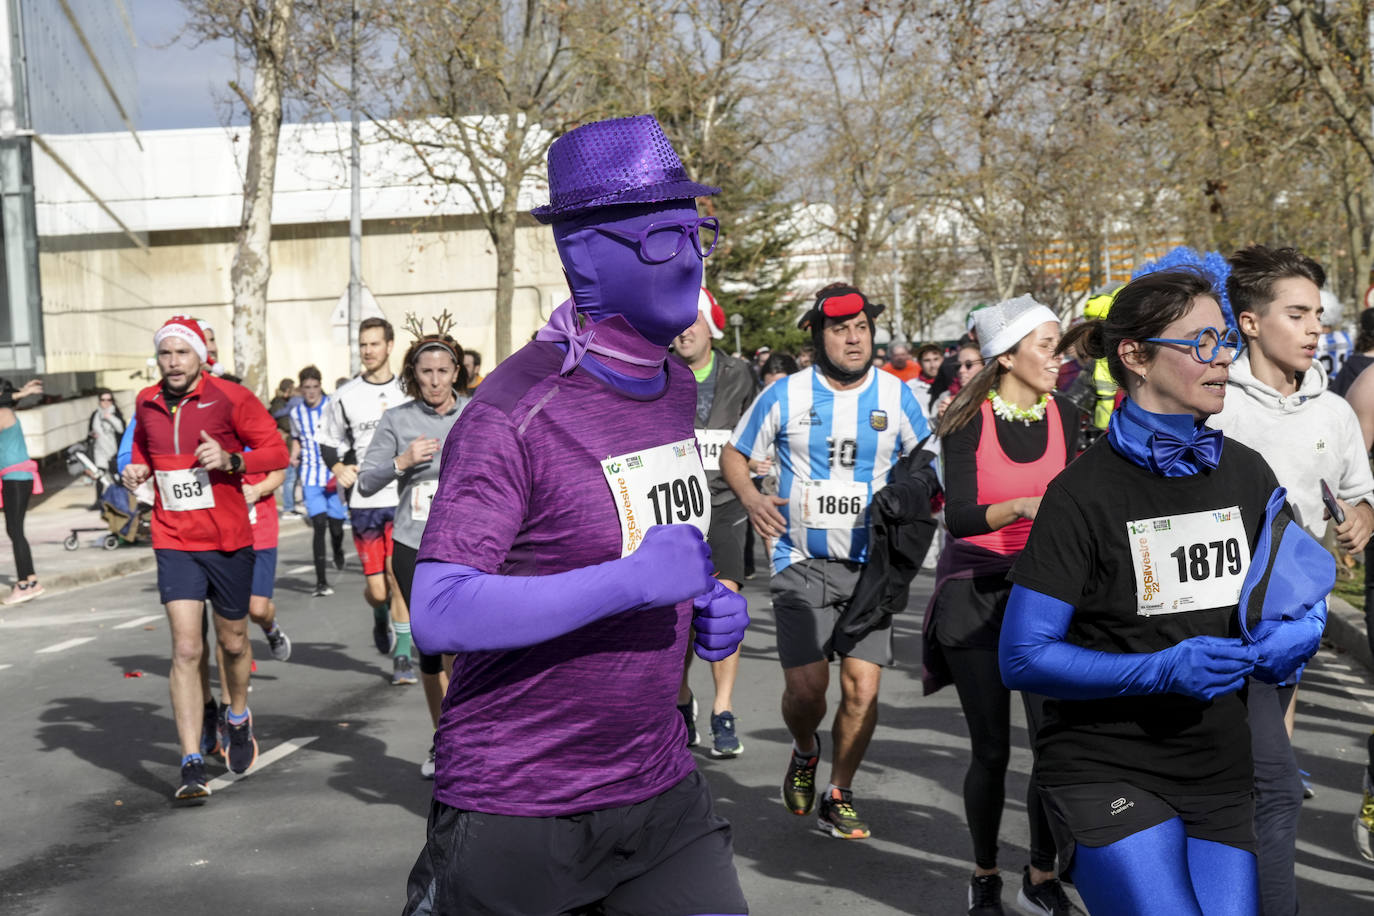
[987,389,1049,425]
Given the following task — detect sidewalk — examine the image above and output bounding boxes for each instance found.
[0,472,311,596]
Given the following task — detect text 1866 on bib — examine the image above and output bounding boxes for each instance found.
[155,467,215,512]
[601,438,712,557]
[1126,506,1249,616]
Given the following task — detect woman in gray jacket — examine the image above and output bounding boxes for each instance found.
[358,326,468,778]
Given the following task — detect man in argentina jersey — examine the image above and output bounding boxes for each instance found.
[316,316,412,659]
[721,284,930,841]
[289,365,347,596]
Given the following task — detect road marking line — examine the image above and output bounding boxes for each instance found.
[0,664,10,671]
[36,637,97,654]
[113,614,163,629]
[287,564,314,575]
[206,736,318,791]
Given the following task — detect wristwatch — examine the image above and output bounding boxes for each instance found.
[228,452,244,474]
[393,457,405,478]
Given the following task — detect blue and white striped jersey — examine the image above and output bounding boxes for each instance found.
[730,366,931,574]
[290,397,333,488]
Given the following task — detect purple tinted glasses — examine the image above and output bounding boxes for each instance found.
[594,216,721,264]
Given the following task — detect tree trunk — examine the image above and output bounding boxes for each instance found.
[230,0,292,400]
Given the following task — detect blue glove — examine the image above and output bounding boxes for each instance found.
[1001,585,1256,702]
[1249,600,1327,684]
[411,523,715,654]
[691,579,749,662]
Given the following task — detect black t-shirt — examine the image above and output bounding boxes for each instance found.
[1331,352,1374,398]
[943,393,1081,538]
[1008,436,1279,795]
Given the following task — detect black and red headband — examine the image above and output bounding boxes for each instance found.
[798,286,884,331]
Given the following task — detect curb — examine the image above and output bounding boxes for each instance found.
[1327,593,1372,676]
[34,522,314,598]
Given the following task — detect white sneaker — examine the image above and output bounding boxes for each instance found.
[420,745,436,780]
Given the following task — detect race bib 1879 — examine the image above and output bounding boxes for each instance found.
[694,428,731,472]
[155,467,215,512]
[1127,506,1249,616]
[601,438,712,557]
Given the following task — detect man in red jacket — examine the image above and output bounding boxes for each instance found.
[122,317,289,805]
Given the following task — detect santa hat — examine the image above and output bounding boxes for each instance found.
[699,287,725,340]
[154,316,207,361]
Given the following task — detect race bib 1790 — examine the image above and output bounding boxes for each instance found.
[155,467,215,512]
[1127,506,1249,616]
[601,438,712,557]
[694,428,731,472]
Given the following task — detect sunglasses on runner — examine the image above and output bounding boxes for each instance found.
[593,216,720,264]
[1143,326,1242,364]
[959,359,984,370]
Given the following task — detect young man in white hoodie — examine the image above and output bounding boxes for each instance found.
[1210,244,1374,916]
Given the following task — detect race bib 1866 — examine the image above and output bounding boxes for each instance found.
[694,428,731,472]
[800,479,869,530]
[1127,506,1249,616]
[601,438,712,557]
[155,467,215,512]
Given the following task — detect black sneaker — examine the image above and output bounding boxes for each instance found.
[1015,867,1074,915]
[782,735,821,815]
[313,582,334,597]
[969,873,1005,915]
[709,711,743,758]
[392,654,418,686]
[173,758,210,806]
[677,694,699,747]
[817,786,871,839]
[223,709,259,775]
[373,617,395,655]
[216,701,229,759]
[199,700,220,756]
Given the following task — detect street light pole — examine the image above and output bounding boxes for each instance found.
[728,312,743,356]
[348,0,361,375]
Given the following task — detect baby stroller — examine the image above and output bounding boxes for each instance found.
[63,445,150,550]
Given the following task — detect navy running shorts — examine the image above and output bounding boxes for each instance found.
[155,547,254,620]
[251,547,277,599]
[402,770,748,915]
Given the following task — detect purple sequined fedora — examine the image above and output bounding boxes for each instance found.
[531,114,720,224]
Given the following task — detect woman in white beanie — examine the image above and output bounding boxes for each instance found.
[921,294,1078,915]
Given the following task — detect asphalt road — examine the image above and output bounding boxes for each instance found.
[1,543,1373,915]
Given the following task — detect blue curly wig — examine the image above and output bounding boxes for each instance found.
[1131,246,1236,329]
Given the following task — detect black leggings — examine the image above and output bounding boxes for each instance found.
[391,540,443,676]
[311,513,344,586]
[4,478,34,580]
[944,643,1057,873]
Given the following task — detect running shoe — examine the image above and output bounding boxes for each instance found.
[677,693,699,747]
[266,626,292,662]
[969,873,1006,915]
[420,744,436,780]
[817,786,871,839]
[313,582,334,597]
[1015,867,1075,915]
[1357,771,1374,862]
[392,654,418,686]
[782,735,821,815]
[199,700,221,756]
[223,709,259,775]
[173,758,211,806]
[373,618,395,655]
[216,701,229,760]
[1300,769,1316,800]
[709,711,743,758]
[4,580,42,605]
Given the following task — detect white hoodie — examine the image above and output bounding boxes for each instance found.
[1209,351,1374,537]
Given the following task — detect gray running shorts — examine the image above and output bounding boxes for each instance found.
[771,557,893,668]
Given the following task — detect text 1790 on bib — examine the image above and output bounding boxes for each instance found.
[601,438,712,557]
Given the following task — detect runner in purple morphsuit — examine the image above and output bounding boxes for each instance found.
[401,115,750,916]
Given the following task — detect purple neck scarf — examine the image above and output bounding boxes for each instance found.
[536,301,669,396]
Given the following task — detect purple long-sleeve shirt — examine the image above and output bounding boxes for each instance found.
[416,340,698,816]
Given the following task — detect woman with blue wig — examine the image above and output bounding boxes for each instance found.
[999,268,1332,915]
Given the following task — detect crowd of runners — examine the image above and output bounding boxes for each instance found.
[81,114,1374,915]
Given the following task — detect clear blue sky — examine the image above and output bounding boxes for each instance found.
[135,0,243,129]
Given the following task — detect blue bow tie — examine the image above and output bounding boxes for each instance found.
[1149,427,1223,474]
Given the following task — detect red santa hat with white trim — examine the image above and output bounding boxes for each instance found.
[153,316,207,361]
[698,287,725,340]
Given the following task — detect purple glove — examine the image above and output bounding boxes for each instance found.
[691,579,749,662]
[631,524,716,609]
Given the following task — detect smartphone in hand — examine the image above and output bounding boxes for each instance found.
[1321,478,1345,525]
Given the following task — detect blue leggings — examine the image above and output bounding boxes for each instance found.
[1072,818,1258,916]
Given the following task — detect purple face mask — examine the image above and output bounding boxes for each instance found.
[552,201,706,347]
